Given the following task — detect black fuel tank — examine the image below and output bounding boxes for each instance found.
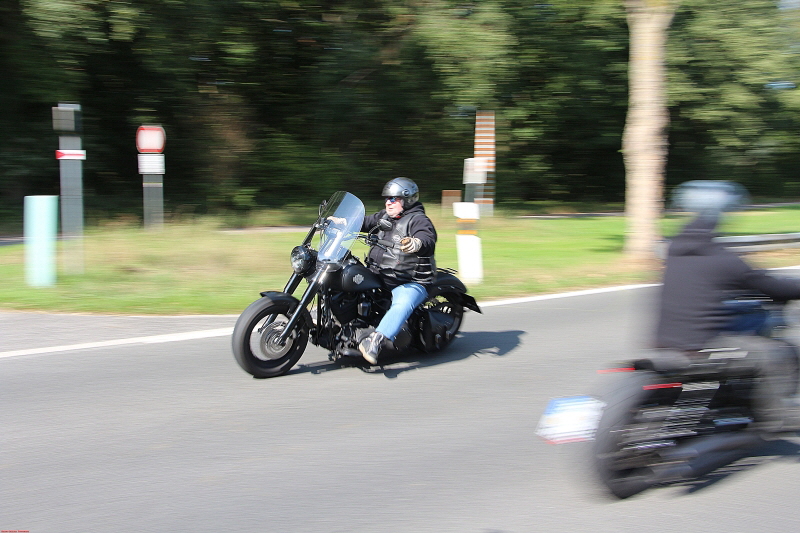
[332,263,383,292]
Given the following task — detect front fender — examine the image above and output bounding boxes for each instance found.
[259,290,299,304]
[255,291,314,324]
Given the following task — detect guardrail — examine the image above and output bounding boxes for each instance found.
[716,233,800,252]
[657,232,800,259]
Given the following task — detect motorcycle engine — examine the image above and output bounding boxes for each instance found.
[329,291,360,324]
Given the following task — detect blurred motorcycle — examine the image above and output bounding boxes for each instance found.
[537,294,800,499]
[589,294,800,498]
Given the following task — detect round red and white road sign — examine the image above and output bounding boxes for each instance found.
[136,125,166,153]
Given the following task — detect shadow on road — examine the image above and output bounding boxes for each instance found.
[290,329,525,379]
[664,437,800,496]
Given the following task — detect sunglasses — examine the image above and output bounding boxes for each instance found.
[385,196,401,204]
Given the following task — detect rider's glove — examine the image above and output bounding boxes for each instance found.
[400,236,422,253]
[327,216,346,225]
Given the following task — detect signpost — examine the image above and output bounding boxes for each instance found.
[52,102,84,273]
[453,201,483,284]
[463,156,488,203]
[136,125,166,229]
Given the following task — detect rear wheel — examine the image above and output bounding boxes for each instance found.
[592,371,667,499]
[232,297,309,378]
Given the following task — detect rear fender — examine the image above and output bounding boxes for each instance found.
[427,272,482,313]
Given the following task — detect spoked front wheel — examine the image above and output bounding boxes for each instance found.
[232,296,309,378]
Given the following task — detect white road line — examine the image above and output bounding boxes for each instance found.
[478,283,659,308]
[2,265,799,359]
[0,327,233,359]
[0,286,658,359]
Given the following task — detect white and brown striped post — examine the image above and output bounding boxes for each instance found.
[453,201,483,284]
[474,110,495,216]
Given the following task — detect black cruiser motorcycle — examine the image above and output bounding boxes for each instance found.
[590,295,800,499]
[232,191,481,378]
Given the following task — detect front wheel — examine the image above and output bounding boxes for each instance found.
[232,297,309,378]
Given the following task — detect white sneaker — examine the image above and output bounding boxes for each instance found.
[359,331,385,365]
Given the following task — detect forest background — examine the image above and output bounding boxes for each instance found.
[3,0,800,227]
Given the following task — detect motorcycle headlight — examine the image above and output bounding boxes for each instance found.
[290,246,315,276]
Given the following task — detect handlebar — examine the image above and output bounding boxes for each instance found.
[361,233,393,251]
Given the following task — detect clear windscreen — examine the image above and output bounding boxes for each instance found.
[317,191,365,262]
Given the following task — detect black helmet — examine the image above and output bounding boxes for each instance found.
[382,177,419,207]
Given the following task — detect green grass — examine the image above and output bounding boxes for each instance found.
[1,205,798,315]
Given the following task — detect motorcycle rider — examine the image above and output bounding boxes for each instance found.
[357,177,437,364]
[655,180,800,428]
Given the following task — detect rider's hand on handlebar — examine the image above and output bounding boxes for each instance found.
[327,216,347,226]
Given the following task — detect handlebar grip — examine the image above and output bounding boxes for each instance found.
[365,234,394,248]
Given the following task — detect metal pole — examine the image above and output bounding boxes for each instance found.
[143,174,164,228]
[53,103,84,273]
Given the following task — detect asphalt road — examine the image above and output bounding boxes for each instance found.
[2,281,800,533]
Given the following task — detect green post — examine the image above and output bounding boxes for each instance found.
[25,195,58,287]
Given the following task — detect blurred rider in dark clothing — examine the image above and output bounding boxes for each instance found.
[655,181,800,427]
[656,212,800,351]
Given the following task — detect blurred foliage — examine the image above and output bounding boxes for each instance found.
[667,0,800,197]
[2,0,800,224]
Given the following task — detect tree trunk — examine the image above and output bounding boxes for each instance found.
[622,0,676,263]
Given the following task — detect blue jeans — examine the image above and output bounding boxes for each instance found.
[723,311,769,334]
[376,283,429,340]
[721,300,770,335]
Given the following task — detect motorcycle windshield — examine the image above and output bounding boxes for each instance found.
[317,191,365,263]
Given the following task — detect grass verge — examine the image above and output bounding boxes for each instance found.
[1,205,798,315]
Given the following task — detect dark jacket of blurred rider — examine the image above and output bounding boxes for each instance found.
[656,212,800,351]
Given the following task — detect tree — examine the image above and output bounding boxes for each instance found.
[622,0,677,262]
[621,0,797,260]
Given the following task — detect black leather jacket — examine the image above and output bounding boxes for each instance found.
[362,202,437,289]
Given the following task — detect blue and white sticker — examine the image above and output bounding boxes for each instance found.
[536,396,606,444]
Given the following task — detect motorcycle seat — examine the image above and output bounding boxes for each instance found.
[633,349,694,373]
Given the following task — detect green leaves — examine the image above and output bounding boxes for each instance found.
[3,0,800,221]
[666,0,800,193]
[412,1,516,108]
